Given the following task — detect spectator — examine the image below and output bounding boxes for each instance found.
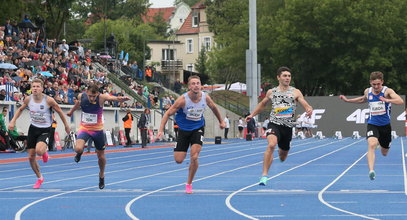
[174,79,182,94]
[122,109,134,147]
[138,108,150,148]
[224,115,230,139]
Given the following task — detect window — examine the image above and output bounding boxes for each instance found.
[203,37,211,51]
[162,48,174,60]
[192,12,199,27]
[187,39,193,53]
[187,64,193,71]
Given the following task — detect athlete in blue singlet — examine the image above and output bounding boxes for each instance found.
[340,71,404,180]
[156,75,226,194]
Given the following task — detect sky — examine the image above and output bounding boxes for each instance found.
[149,0,174,8]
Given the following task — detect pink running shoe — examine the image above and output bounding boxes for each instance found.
[42,152,49,163]
[185,184,192,194]
[33,178,44,189]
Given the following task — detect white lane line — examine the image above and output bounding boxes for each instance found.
[401,137,407,195]
[12,139,328,219]
[225,138,361,220]
[125,139,343,220]
[5,144,266,191]
[3,138,321,190]
[317,152,379,220]
[14,143,268,220]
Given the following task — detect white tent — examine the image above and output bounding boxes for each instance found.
[214,82,247,93]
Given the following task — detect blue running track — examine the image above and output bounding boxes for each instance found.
[1,137,406,220]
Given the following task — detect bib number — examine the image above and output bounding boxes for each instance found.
[81,112,98,124]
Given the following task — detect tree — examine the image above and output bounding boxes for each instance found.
[195,47,207,76]
[205,0,248,87]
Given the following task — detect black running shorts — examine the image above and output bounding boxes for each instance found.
[366,123,392,148]
[27,125,51,149]
[266,122,292,151]
[174,127,205,152]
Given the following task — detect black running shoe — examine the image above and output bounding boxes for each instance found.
[99,177,105,189]
[74,153,82,163]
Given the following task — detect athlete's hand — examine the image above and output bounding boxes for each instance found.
[339,95,348,102]
[120,96,130,102]
[67,111,72,117]
[305,107,313,118]
[379,96,388,102]
[8,122,15,132]
[156,131,163,140]
[245,115,252,122]
[219,121,226,129]
[65,125,71,134]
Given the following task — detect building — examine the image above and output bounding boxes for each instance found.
[147,1,214,84]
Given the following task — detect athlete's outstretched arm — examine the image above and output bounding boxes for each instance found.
[156,96,185,140]
[246,89,271,121]
[339,89,368,104]
[48,97,71,134]
[295,89,313,117]
[206,95,226,129]
[67,94,81,117]
[381,88,404,105]
[8,96,30,131]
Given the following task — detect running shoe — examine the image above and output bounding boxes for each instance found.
[185,184,192,194]
[259,176,268,186]
[369,170,376,180]
[99,177,105,189]
[33,178,44,189]
[74,152,82,163]
[42,152,49,163]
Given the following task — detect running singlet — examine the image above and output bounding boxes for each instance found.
[269,86,296,127]
[29,95,52,128]
[175,91,206,131]
[367,86,391,126]
[79,92,103,131]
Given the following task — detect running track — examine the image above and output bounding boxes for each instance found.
[1,137,406,220]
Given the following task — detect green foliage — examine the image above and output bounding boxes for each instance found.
[195,47,207,76]
[205,0,248,87]
[206,0,407,95]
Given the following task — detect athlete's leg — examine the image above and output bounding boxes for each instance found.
[96,149,106,178]
[174,151,187,164]
[262,135,278,176]
[75,139,86,154]
[28,148,41,178]
[278,149,289,162]
[187,143,202,185]
[381,147,389,156]
[367,136,379,172]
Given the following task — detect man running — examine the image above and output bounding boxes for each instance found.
[340,71,403,180]
[246,67,313,186]
[156,75,226,193]
[67,84,129,189]
[8,78,71,189]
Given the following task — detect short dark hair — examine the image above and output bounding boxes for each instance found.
[87,84,99,94]
[370,71,384,81]
[277,66,292,77]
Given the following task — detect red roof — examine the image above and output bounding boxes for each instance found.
[142,7,175,23]
[176,12,199,35]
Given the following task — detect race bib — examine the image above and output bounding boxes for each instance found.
[274,105,293,118]
[186,108,204,121]
[30,112,47,124]
[369,101,386,116]
[81,112,98,124]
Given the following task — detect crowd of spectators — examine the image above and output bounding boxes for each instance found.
[0,16,144,109]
